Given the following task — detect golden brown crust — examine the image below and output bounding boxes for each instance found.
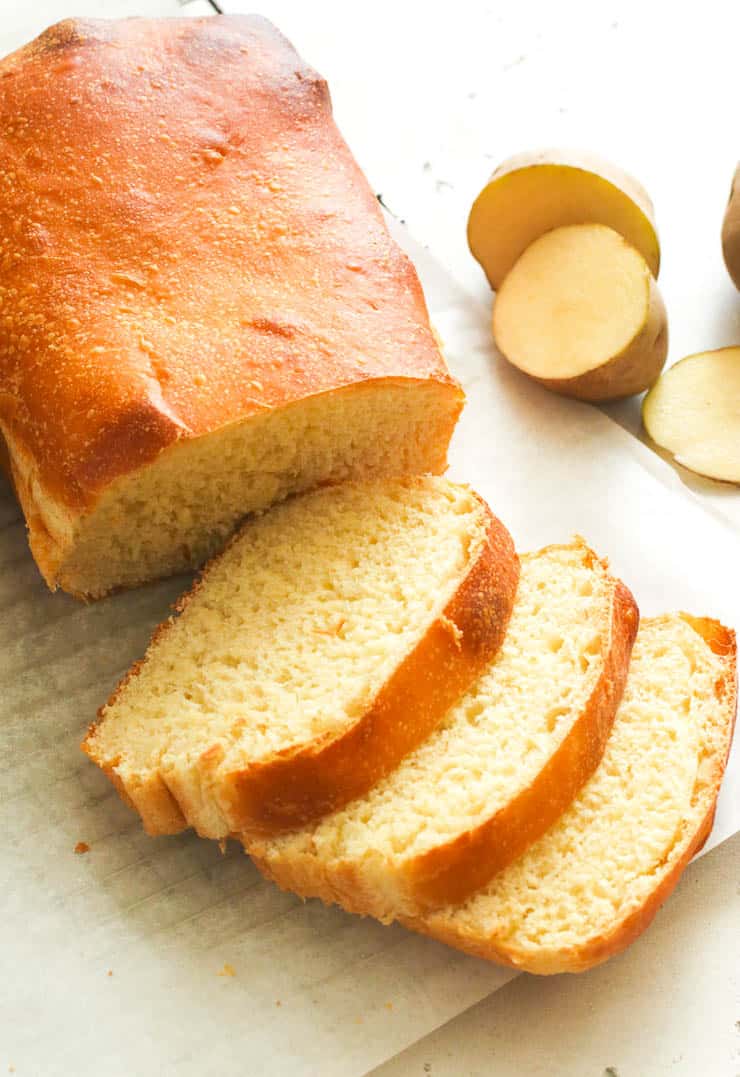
[84,486,520,838]
[406,616,737,974]
[0,16,461,578]
[250,558,638,918]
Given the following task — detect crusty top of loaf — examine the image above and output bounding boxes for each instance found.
[0,16,459,509]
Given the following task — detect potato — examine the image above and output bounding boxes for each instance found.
[492,224,668,402]
[643,347,740,482]
[468,149,660,290]
[721,164,740,290]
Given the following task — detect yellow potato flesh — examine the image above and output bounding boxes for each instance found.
[493,224,651,380]
[468,156,660,290]
[643,347,740,483]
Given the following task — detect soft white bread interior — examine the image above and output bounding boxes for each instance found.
[251,541,638,918]
[23,383,460,599]
[409,614,736,973]
[84,477,519,840]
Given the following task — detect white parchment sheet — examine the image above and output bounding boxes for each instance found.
[1,226,738,1076]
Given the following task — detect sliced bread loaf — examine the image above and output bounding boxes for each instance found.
[84,477,518,839]
[408,614,736,973]
[251,540,638,918]
[1,17,462,599]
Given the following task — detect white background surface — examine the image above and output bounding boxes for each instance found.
[2,1,740,1074]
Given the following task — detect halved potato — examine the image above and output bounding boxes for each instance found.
[469,149,660,290]
[721,164,740,290]
[643,347,740,482]
[492,224,668,402]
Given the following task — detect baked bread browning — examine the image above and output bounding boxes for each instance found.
[84,478,519,838]
[0,16,462,598]
[408,614,736,973]
[251,541,638,919]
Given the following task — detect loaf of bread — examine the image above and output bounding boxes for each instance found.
[0,16,462,598]
[251,541,638,918]
[407,614,736,973]
[84,478,519,838]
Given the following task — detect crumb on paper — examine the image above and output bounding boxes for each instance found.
[354,1015,363,1025]
[385,1001,393,1011]
[107,970,113,977]
[604,1068,619,1077]
[217,963,236,978]
[74,842,90,855]
[275,1000,281,1007]
[423,1065,431,1074]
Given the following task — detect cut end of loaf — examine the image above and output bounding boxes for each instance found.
[29,381,461,598]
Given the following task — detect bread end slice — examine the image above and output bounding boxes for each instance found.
[408,614,736,973]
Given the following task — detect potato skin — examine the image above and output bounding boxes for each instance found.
[469,149,660,290]
[721,164,740,290]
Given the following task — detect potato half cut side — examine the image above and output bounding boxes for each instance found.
[643,347,740,482]
[721,164,740,290]
[468,149,660,290]
[492,224,668,402]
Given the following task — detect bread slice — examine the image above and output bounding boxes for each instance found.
[0,17,462,599]
[251,541,638,918]
[84,477,519,839]
[409,614,736,973]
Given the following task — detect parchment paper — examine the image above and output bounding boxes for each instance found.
[1,223,738,1076]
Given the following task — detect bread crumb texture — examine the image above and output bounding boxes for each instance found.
[431,615,732,958]
[260,540,613,871]
[54,383,459,596]
[88,477,486,782]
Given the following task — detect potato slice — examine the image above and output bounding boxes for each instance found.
[468,149,660,290]
[643,347,740,482]
[492,224,668,402]
[721,164,740,290]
